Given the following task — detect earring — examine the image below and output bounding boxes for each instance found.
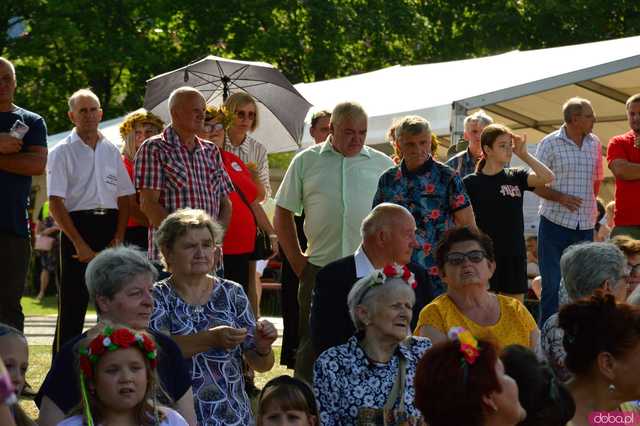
[609,383,616,393]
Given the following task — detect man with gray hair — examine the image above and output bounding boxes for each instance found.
[374,115,476,294]
[310,202,434,357]
[47,88,135,353]
[0,57,48,331]
[541,242,627,382]
[446,109,493,177]
[535,97,604,325]
[275,101,394,381]
[36,246,197,426]
[135,86,232,263]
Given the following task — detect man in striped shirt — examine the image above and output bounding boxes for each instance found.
[135,87,232,262]
[534,97,603,324]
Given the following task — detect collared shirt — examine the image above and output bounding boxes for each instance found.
[135,126,233,260]
[536,125,603,230]
[275,138,394,268]
[47,129,134,212]
[607,130,640,226]
[224,134,271,198]
[313,335,431,426]
[354,245,375,278]
[373,157,471,294]
[445,148,478,178]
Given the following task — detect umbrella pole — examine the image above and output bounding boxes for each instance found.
[222,76,231,101]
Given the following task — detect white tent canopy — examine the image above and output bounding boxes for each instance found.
[295,35,640,151]
[48,35,640,154]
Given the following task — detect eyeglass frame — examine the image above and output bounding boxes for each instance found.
[444,250,489,266]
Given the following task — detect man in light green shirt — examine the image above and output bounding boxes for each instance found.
[274,101,394,381]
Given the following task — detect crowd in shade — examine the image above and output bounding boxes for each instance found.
[3,51,640,426]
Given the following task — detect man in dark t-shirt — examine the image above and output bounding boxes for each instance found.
[0,57,48,331]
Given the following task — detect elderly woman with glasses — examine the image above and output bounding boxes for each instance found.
[198,105,277,312]
[313,265,431,425]
[414,227,539,351]
[150,208,277,426]
[541,242,628,382]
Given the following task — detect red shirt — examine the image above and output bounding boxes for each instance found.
[123,156,142,228]
[607,130,640,226]
[221,151,257,254]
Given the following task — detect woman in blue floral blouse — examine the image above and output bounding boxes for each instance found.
[313,264,432,425]
[149,208,278,426]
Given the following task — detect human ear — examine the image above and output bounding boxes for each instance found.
[481,393,498,413]
[596,351,616,381]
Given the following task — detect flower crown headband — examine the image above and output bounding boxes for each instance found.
[78,327,158,426]
[119,111,164,140]
[448,326,480,384]
[206,105,235,130]
[358,264,417,304]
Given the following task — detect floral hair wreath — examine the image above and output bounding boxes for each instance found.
[205,105,235,130]
[79,326,158,380]
[119,110,164,140]
[382,264,417,289]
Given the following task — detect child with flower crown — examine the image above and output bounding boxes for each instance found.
[58,326,187,426]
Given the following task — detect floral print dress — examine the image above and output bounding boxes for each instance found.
[150,277,257,426]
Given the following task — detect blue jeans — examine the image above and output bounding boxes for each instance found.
[538,216,593,325]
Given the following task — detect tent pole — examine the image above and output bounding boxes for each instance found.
[450,102,467,159]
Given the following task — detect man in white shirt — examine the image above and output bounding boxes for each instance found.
[47,88,134,354]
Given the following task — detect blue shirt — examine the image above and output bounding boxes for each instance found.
[445,148,477,178]
[373,158,471,294]
[0,107,47,237]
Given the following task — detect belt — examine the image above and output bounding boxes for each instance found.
[73,208,118,216]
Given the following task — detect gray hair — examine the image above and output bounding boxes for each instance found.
[394,115,431,142]
[347,272,415,331]
[562,97,592,124]
[168,86,204,114]
[626,93,640,110]
[0,57,15,78]
[464,110,493,130]
[330,101,367,127]
[85,246,158,312]
[561,242,625,302]
[361,202,412,238]
[68,88,101,111]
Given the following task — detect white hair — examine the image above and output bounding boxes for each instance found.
[464,109,493,130]
[168,86,204,113]
[68,88,100,111]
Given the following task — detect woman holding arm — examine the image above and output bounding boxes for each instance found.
[463,124,554,301]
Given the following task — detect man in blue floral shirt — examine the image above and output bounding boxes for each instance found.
[373,115,476,294]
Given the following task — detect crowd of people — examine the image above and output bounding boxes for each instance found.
[3,51,640,426]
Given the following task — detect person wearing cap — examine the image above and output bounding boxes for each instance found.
[47,88,134,355]
[119,108,163,251]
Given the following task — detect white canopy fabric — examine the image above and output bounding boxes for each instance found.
[48,35,640,155]
[296,35,640,152]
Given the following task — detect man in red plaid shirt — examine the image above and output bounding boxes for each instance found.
[135,87,232,262]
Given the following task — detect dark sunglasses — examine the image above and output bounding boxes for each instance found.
[203,122,224,133]
[445,250,487,266]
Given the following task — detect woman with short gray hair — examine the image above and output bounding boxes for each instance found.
[541,242,628,382]
[313,264,432,425]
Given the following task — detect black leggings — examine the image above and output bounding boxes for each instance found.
[223,253,252,293]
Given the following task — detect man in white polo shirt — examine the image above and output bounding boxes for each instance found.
[47,88,134,355]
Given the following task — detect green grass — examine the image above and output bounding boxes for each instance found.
[21,295,96,316]
[20,345,291,422]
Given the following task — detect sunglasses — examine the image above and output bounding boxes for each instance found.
[445,250,487,266]
[203,122,224,133]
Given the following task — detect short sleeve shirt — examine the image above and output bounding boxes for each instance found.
[463,168,532,256]
[535,126,603,230]
[220,151,257,254]
[150,278,257,426]
[414,294,537,350]
[373,158,471,293]
[0,107,47,237]
[607,130,640,226]
[135,126,233,260]
[445,148,477,178]
[47,129,134,211]
[275,139,394,267]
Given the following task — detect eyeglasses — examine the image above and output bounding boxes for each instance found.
[203,122,224,133]
[445,250,487,266]
[236,110,255,120]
